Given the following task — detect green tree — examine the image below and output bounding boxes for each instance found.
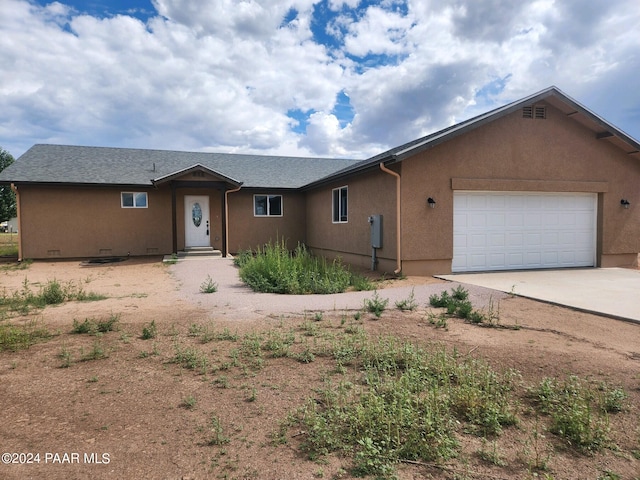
[0,147,17,223]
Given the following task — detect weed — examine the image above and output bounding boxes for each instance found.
[395,287,417,311]
[182,395,197,409]
[237,239,357,294]
[141,320,157,340]
[58,344,73,368]
[476,440,507,467]
[72,318,96,334]
[363,291,388,318]
[172,344,209,373]
[96,313,119,333]
[292,346,315,364]
[83,339,108,361]
[200,275,218,294]
[207,413,230,446]
[530,375,614,452]
[247,387,257,402]
[40,279,66,304]
[0,319,50,351]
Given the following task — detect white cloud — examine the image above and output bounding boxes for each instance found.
[0,0,639,160]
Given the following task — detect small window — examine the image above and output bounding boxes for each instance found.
[332,186,348,223]
[254,194,283,216]
[121,192,148,208]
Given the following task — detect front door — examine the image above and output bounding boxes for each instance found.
[185,195,210,248]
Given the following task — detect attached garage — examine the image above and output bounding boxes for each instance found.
[452,191,597,272]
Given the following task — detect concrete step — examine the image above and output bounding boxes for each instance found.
[179,247,222,257]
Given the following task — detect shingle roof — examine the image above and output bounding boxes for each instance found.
[0,144,360,189]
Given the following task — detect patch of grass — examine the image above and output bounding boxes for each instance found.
[287,335,522,476]
[0,319,51,352]
[236,239,363,294]
[530,375,619,452]
[0,278,106,317]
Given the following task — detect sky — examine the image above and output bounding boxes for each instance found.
[1,0,639,160]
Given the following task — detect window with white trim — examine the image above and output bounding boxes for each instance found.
[254,194,283,216]
[121,192,148,208]
[332,186,348,223]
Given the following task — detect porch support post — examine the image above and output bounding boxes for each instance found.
[221,188,227,257]
[171,182,177,253]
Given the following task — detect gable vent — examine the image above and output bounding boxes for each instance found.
[522,105,546,119]
[192,171,205,178]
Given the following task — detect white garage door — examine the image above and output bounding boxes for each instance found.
[453,192,596,272]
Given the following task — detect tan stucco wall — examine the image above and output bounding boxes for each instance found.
[306,102,640,275]
[176,188,224,251]
[305,169,398,272]
[399,101,640,274]
[16,185,173,258]
[226,190,306,253]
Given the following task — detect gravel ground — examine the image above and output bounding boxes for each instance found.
[168,257,509,320]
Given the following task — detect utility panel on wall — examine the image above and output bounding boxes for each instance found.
[369,215,383,248]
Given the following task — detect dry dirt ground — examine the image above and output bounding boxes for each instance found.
[0,257,638,480]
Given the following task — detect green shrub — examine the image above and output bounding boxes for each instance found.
[237,240,358,294]
[40,279,67,304]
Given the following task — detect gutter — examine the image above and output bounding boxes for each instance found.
[10,184,22,261]
[379,162,402,274]
[224,184,242,257]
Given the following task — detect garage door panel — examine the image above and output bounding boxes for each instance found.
[453,192,596,272]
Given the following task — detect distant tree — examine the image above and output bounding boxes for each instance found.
[0,147,17,223]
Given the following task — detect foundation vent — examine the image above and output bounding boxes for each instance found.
[47,249,61,257]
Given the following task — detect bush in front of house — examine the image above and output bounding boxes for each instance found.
[236,240,370,294]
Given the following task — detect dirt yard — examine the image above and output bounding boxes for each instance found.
[0,258,638,480]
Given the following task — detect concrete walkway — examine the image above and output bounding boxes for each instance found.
[438,268,640,323]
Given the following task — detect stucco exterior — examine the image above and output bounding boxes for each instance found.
[15,184,172,259]
[13,179,304,260]
[3,87,639,274]
[305,169,399,272]
[304,100,640,275]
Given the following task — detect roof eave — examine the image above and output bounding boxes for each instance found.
[152,163,242,187]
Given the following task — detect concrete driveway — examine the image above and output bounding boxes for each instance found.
[438,268,640,323]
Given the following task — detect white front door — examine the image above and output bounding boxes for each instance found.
[185,195,210,248]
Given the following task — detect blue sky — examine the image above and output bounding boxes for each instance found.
[1,0,639,159]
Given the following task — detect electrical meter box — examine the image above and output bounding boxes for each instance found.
[368,215,383,249]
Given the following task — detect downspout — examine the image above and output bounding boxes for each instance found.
[379,163,402,274]
[11,184,22,261]
[224,184,242,257]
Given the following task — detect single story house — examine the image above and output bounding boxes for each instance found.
[1,86,638,275]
